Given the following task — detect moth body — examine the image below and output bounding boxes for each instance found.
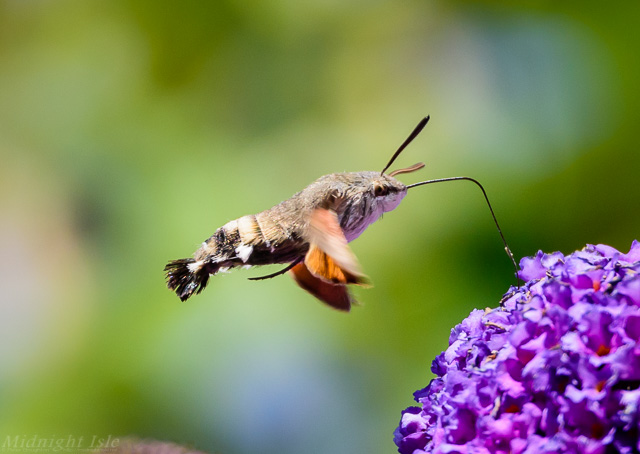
[165,171,407,307]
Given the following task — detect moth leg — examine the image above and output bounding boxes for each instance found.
[248,258,302,281]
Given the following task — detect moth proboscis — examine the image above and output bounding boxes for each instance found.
[164,116,518,311]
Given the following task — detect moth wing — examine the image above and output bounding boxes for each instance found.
[305,245,367,285]
[306,208,368,284]
[289,262,353,311]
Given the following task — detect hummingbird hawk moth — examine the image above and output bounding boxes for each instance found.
[165,117,517,311]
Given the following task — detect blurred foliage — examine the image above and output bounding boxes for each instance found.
[0,0,638,453]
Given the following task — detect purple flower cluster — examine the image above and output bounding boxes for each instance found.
[395,241,640,454]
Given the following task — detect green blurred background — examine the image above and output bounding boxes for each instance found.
[0,0,638,453]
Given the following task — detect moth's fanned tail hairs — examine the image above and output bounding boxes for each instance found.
[164,258,210,301]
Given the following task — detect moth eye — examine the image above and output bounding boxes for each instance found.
[374,184,388,197]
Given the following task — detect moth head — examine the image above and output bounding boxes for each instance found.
[369,163,424,213]
[372,162,424,201]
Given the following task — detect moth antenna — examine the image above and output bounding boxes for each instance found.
[407,177,519,283]
[381,116,430,175]
[388,162,425,177]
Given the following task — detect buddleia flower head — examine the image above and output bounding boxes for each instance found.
[395,241,640,454]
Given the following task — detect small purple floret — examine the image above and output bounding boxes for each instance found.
[395,241,640,454]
